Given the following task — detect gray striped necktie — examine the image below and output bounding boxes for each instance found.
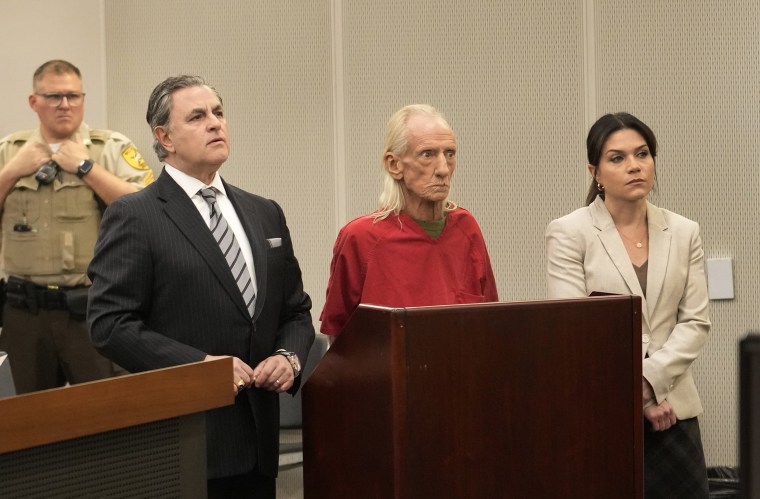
[199,187,255,317]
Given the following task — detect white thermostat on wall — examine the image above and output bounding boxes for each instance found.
[706,258,734,300]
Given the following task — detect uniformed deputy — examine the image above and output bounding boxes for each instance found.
[0,59,154,394]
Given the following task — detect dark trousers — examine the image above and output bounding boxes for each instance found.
[207,468,276,499]
[0,305,125,394]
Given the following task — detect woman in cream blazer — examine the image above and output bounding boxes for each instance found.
[546,113,710,499]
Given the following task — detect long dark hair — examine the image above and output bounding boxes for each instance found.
[585,113,658,205]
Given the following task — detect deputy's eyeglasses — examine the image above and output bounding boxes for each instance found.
[35,92,86,107]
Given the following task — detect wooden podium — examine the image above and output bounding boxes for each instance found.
[303,296,643,498]
[0,358,233,498]
[741,334,760,499]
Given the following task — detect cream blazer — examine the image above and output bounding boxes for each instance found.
[545,196,710,419]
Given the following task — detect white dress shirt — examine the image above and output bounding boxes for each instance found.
[163,164,258,299]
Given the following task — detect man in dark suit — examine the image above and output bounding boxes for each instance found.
[87,75,314,498]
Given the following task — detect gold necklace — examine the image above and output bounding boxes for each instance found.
[618,228,647,249]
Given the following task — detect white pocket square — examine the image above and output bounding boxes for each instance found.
[267,238,282,248]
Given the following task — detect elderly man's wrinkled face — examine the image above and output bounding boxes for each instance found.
[390,114,456,208]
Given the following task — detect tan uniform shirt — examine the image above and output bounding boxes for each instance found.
[0,123,154,286]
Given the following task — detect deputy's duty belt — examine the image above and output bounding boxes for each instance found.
[4,276,88,316]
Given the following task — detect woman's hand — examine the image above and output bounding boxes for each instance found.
[644,400,677,431]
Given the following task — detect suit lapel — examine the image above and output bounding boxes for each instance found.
[590,197,667,332]
[590,197,648,303]
[224,182,268,322]
[643,202,670,319]
[156,172,250,319]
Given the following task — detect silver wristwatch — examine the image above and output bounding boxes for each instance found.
[277,351,301,377]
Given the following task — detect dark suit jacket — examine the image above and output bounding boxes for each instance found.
[87,169,314,479]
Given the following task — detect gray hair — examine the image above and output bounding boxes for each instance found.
[374,104,457,221]
[146,75,223,162]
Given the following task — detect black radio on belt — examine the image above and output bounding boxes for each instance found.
[35,160,60,185]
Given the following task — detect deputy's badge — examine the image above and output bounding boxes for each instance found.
[122,146,151,170]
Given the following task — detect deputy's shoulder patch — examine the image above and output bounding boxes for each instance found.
[122,146,151,170]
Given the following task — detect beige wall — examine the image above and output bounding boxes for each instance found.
[0,0,107,137]
[4,0,755,469]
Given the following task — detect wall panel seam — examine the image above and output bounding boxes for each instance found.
[331,0,346,230]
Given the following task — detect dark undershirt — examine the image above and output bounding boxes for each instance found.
[633,260,648,298]
[410,213,447,239]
